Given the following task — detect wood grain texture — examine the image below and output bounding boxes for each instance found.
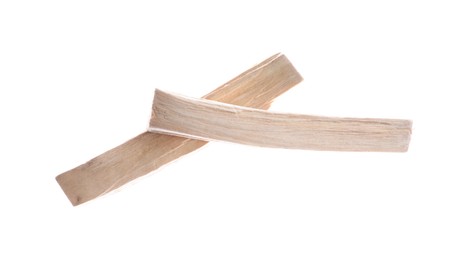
[56,53,303,206]
[150,89,412,152]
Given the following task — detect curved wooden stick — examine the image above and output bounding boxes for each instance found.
[149,89,412,152]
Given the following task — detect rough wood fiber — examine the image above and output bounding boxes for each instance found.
[56,53,303,206]
[150,89,412,152]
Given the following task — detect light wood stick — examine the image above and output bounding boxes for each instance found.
[56,53,303,206]
[149,89,412,152]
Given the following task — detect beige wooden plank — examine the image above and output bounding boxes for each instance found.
[56,53,303,206]
[149,89,412,152]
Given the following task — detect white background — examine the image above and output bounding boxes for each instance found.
[1,1,468,259]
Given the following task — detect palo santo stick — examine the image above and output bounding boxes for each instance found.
[56,53,303,206]
[149,89,412,152]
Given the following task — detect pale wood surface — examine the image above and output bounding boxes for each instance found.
[56,54,303,206]
[150,89,412,152]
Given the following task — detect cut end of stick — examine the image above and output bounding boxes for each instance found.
[399,120,413,152]
[56,173,83,206]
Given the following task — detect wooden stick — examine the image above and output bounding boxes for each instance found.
[149,89,412,152]
[56,53,303,206]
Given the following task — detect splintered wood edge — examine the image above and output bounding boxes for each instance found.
[149,89,412,152]
[56,53,303,206]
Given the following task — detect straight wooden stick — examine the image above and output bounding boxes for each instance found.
[149,89,412,152]
[56,53,303,206]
